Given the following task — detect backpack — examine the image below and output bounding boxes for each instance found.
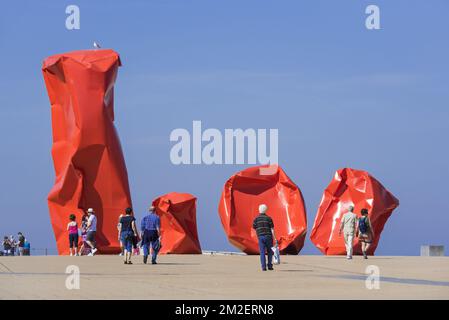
[359,217,369,234]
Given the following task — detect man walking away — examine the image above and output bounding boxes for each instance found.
[339,205,358,260]
[85,208,98,256]
[140,206,161,265]
[17,232,26,256]
[252,204,277,271]
[118,207,138,264]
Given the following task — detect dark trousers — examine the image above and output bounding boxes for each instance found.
[142,230,159,263]
[258,235,273,270]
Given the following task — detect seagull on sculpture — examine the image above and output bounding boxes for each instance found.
[93,41,101,49]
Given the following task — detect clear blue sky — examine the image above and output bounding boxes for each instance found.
[0,0,448,255]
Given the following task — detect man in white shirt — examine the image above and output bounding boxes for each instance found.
[339,205,358,260]
[85,208,98,256]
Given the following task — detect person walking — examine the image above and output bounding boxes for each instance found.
[358,208,374,259]
[252,204,277,271]
[140,206,161,265]
[117,213,124,256]
[339,205,358,260]
[2,236,11,256]
[67,214,79,256]
[9,235,16,256]
[118,207,138,264]
[17,232,26,256]
[85,208,98,256]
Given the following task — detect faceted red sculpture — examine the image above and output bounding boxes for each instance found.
[152,193,202,254]
[310,168,399,255]
[218,165,307,255]
[42,49,132,255]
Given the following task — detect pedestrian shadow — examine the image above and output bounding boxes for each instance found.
[278,269,314,272]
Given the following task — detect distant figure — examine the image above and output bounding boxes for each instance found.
[118,207,138,264]
[252,204,277,271]
[85,208,98,256]
[2,236,12,256]
[9,235,16,256]
[117,213,124,256]
[78,214,89,256]
[358,208,374,259]
[17,232,26,256]
[23,240,31,256]
[339,205,358,260]
[140,206,161,265]
[67,214,79,256]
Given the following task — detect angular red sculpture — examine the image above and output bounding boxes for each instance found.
[310,168,399,255]
[42,49,132,255]
[152,192,202,254]
[218,165,307,255]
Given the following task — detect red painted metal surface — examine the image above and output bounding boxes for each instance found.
[218,165,307,255]
[152,192,202,254]
[42,49,132,255]
[310,168,399,255]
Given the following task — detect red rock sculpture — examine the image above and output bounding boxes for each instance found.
[310,168,399,255]
[42,49,132,255]
[218,165,307,254]
[152,192,202,254]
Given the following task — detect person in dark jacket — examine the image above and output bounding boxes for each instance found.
[118,207,138,264]
[252,204,277,271]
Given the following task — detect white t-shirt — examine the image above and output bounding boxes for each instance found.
[87,214,97,232]
[341,212,357,235]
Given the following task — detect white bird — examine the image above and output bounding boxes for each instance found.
[93,41,101,49]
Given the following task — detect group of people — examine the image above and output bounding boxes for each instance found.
[66,206,162,265]
[67,208,98,256]
[252,203,374,271]
[1,232,29,256]
[339,205,374,260]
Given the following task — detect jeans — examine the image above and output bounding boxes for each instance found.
[258,235,273,270]
[120,231,134,252]
[142,230,159,263]
[344,233,354,257]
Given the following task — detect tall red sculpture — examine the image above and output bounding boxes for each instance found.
[218,165,307,255]
[152,192,202,254]
[42,49,132,255]
[310,168,399,255]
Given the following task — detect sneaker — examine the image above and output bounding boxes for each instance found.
[128,261,133,265]
[152,261,157,265]
[268,267,274,271]
[262,268,267,271]
[91,248,98,255]
[143,256,148,264]
[70,253,73,256]
[88,253,93,256]
[347,256,352,260]
[124,260,128,264]
[119,253,123,256]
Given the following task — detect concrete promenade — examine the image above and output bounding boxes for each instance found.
[0,255,448,299]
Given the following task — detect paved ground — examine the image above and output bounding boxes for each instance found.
[0,254,448,299]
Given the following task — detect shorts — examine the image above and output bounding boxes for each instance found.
[359,233,372,243]
[120,231,134,252]
[69,233,79,248]
[86,231,96,242]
